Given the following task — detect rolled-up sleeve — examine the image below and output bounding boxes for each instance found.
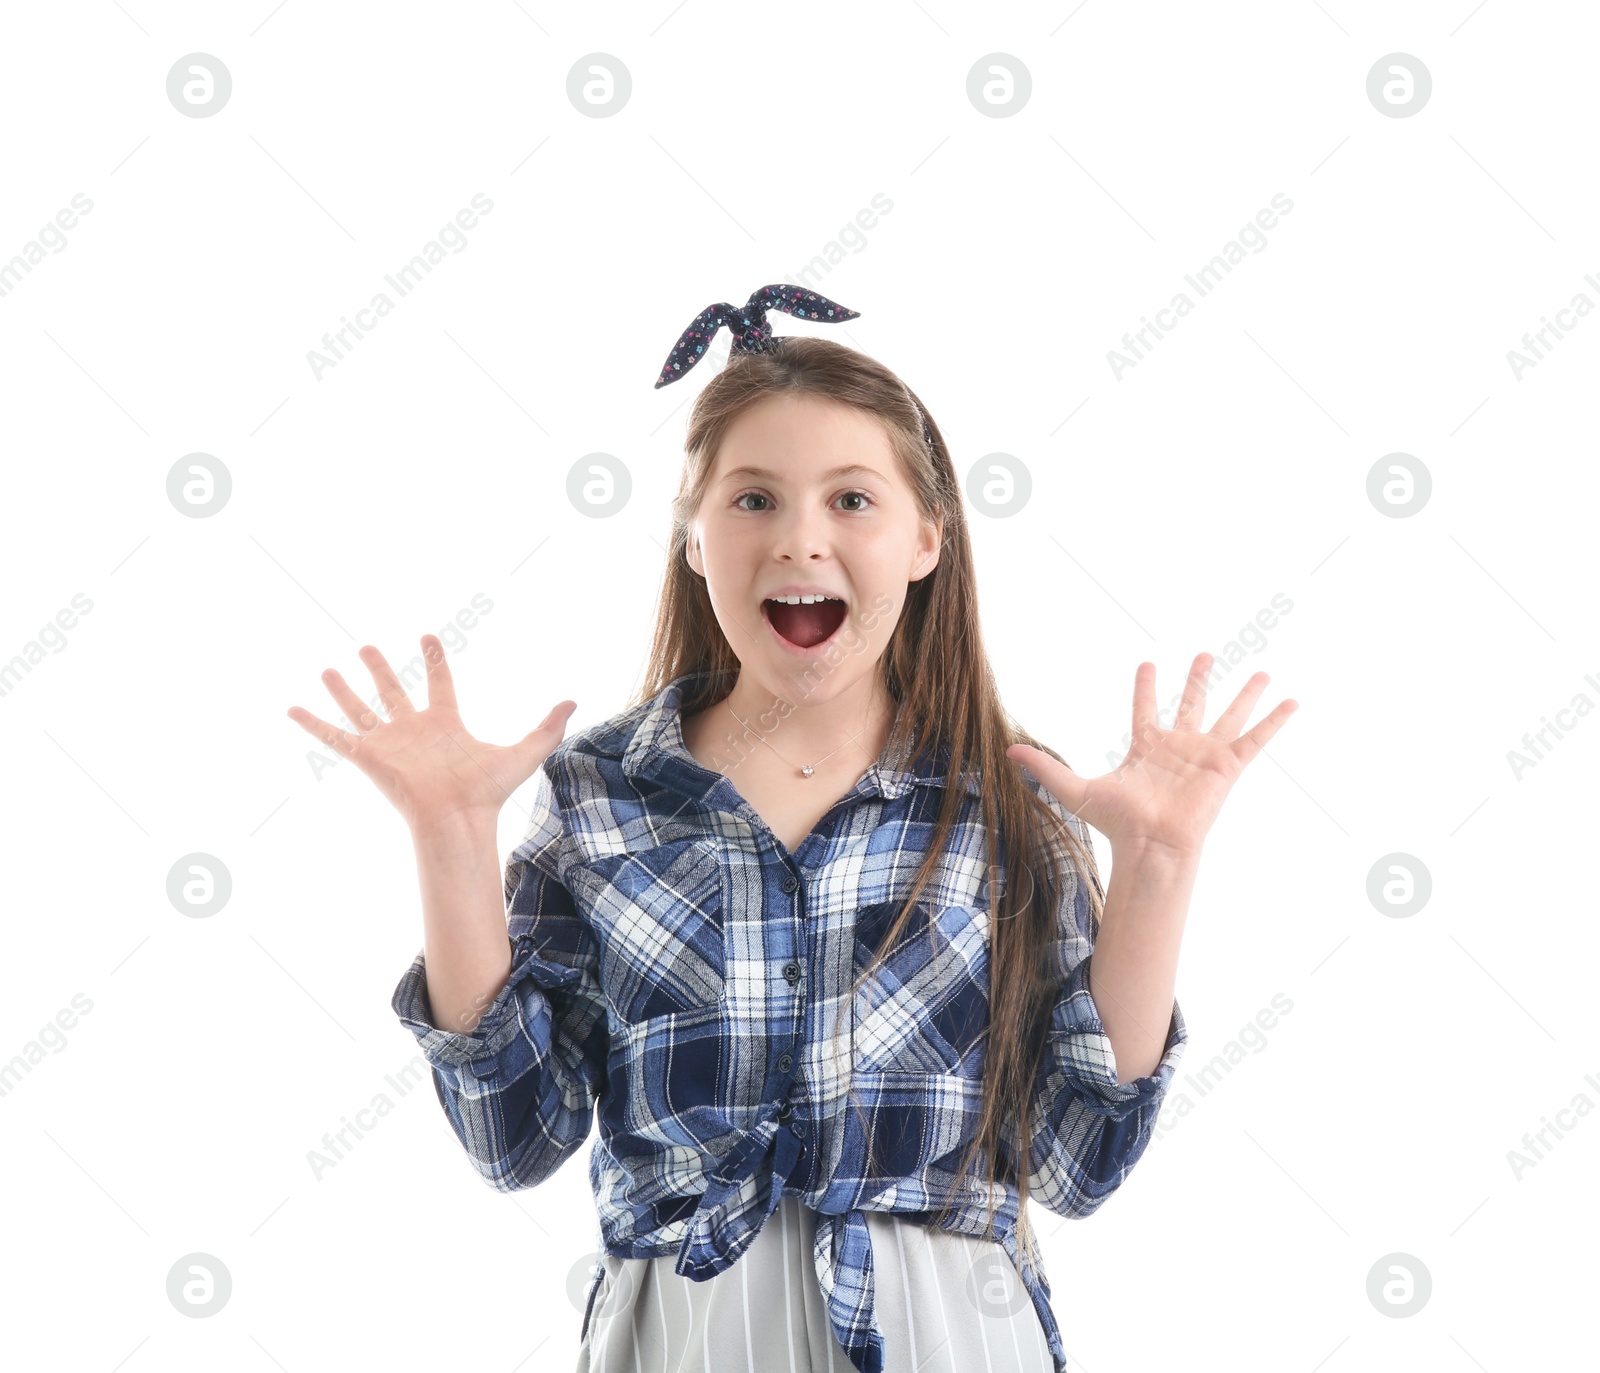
[1021,785,1187,1219]
[391,761,608,1192]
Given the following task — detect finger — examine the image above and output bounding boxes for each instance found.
[358,644,417,718]
[1210,671,1272,742]
[514,700,578,774]
[320,668,383,732]
[1005,743,1089,817]
[1172,653,1213,732]
[421,634,459,713]
[1130,661,1160,758]
[1230,698,1299,768]
[286,704,364,760]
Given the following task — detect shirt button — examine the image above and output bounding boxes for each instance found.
[782,961,801,984]
[776,1052,793,1072]
[781,874,799,894]
[790,1121,806,1138]
[775,1099,794,1121]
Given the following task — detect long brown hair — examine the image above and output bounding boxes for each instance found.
[631,335,1103,1269]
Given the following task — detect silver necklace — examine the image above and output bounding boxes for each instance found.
[727,702,868,778]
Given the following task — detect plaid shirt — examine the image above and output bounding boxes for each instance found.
[392,671,1187,1373]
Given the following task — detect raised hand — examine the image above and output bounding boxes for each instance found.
[286,634,576,833]
[1006,653,1297,859]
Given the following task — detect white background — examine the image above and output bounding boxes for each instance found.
[1,1,1594,1369]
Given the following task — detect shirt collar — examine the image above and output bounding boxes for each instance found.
[618,670,983,800]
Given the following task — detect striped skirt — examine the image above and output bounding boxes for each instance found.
[576,1195,1058,1372]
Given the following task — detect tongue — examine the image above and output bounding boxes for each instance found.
[767,599,845,648]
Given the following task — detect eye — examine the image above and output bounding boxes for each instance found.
[731,489,874,513]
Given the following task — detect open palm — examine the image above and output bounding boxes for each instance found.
[286,635,576,833]
[1007,653,1297,857]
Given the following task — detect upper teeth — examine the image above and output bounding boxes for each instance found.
[770,594,839,605]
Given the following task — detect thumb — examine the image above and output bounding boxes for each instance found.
[1005,743,1088,816]
[515,699,577,773]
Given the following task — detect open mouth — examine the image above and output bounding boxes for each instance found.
[762,597,848,651]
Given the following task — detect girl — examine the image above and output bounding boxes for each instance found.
[287,296,1295,1373]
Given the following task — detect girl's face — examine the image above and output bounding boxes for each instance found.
[686,391,942,703]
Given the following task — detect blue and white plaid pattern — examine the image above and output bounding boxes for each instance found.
[392,671,1187,1373]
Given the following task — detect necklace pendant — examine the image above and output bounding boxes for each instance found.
[800,765,815,778]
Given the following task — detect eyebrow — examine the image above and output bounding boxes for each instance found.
[718,463,886,485]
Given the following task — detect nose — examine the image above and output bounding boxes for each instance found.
[771,500,830,562]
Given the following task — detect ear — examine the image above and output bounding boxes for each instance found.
[685,525,704,578]
[909,506,943,583]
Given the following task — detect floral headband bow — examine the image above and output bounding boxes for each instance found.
[651,283,934,449]
[652,284,856,389]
